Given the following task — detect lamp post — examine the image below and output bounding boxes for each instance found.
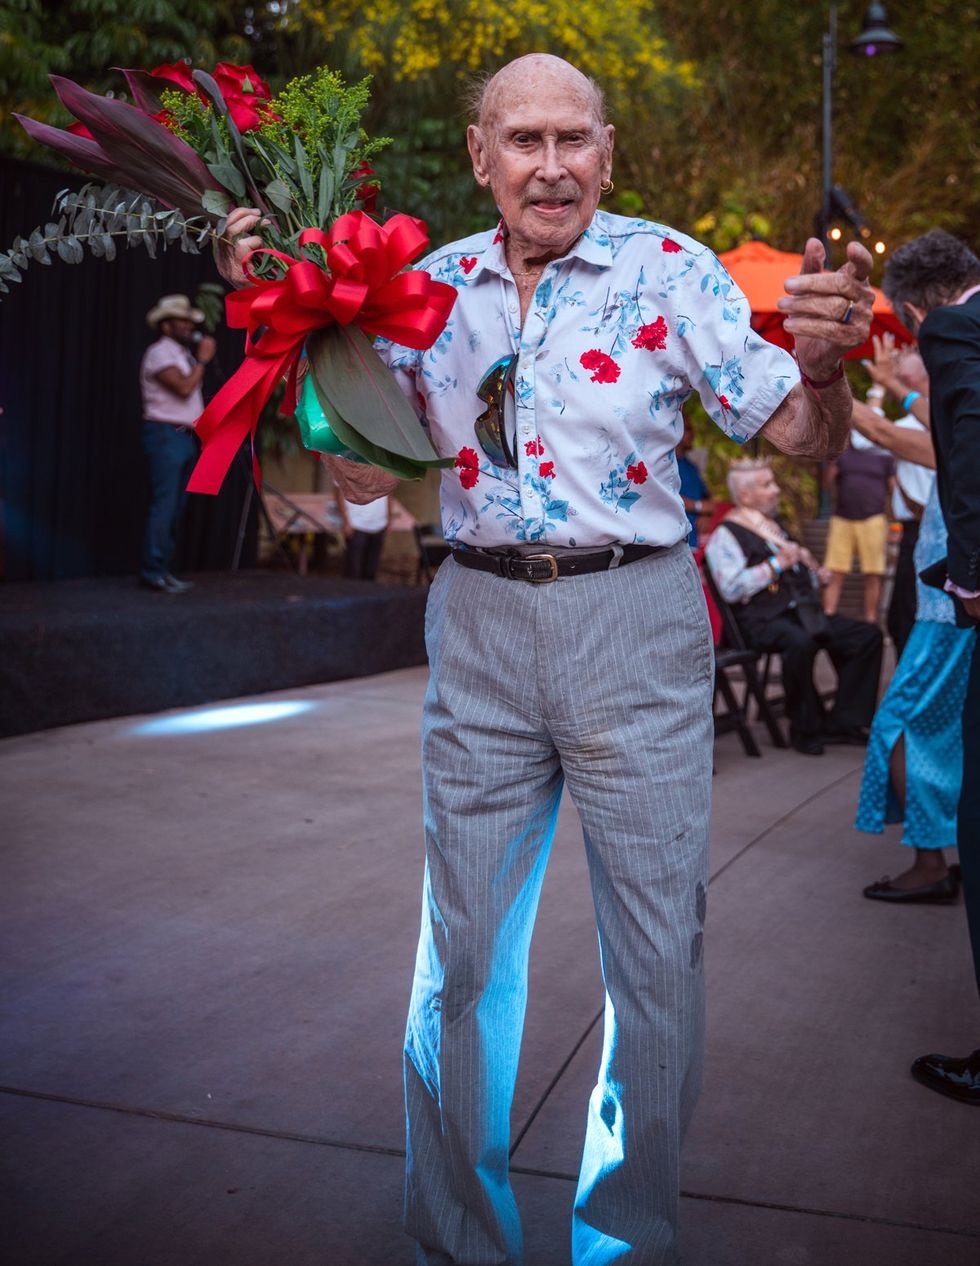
[818,3,902,254]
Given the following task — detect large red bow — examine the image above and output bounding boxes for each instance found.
[187,211,456,494]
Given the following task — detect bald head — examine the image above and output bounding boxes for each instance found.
[470,55,607,134]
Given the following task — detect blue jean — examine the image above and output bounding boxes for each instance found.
[406,543,714,1265]
[141,422,198,579]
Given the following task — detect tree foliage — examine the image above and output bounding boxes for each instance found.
[0,0,252,155]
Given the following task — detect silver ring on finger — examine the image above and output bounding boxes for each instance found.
[840,301,854,325]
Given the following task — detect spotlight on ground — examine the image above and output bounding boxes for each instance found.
[132,701,315,736]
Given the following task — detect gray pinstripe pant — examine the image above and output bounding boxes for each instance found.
[405,543,714,1265]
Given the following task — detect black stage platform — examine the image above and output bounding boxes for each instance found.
[0,572,428,737]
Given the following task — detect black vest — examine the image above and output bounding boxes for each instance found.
[723,521,820,630]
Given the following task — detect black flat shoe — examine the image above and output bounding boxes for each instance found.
[910,1049,980,1105]
[862,873,959,903]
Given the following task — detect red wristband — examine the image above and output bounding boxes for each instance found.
[800,366,845,391]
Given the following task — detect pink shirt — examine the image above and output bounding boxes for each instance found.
[140,335,202,426]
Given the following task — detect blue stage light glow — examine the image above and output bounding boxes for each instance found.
[132,701,315,735]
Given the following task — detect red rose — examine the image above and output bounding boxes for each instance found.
[718,394,731,411]
[224,93,279,133]
[459,256,477,275]
[539,461,556,479]
[149,61,198,95]
[524,436,544,457]
[66,120,94,138]
[626,461,648,484]
[580,349,621,384]
[352,161,379,214]
[455,446,480,489]
[631,317,668,351]
[213,63,272,102]
[662,238,683,253]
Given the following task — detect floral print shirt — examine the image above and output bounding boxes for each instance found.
[377,210,799,548]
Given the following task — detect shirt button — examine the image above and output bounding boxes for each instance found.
[508,302,517,313]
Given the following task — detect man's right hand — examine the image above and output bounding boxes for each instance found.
[196,335,217,364]
[215,207,265,288]
[324,455,399,504]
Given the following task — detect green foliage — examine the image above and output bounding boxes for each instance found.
[0,0,252,156]
[0,181,213,296]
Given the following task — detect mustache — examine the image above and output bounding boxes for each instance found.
[521,184,581,206]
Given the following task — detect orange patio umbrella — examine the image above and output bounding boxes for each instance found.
[717,240,912,361]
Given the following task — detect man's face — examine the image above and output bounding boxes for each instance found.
[742,469,781,516]
[161,317,196,345]
[467,68,613,260]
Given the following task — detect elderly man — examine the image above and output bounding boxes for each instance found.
[879,229,980,1107]
[705,461,883,755]
[222,54,872,1265]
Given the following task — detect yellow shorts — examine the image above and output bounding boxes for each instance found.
[824,513,888,575]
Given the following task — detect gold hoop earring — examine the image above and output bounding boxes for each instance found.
[600,178,615,194]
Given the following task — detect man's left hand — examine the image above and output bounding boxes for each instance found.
[779,239,875,379]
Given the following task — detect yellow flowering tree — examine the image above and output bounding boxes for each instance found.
[303,0,696,105]
[294,0,696,242]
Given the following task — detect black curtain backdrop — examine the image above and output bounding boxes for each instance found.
[0,157,258,580]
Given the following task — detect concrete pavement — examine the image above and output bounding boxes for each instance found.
[1,668,977,1265]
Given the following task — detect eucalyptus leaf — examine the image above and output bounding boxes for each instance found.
[263,179,293,214]
[206,162,246,201]
[202,188,232,217]
[103,234,116,261]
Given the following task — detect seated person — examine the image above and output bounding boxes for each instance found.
[705,459,884,755]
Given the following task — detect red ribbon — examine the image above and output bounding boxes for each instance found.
[187,211,457,495]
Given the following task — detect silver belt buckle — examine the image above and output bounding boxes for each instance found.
[521,553,560,583]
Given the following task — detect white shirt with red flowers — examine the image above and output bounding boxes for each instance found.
[377,210,798,548]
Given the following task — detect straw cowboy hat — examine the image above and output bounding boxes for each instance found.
[146,294,205,328]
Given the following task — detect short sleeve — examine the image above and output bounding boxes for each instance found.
[143,341,187,377]
[676,250,799,445]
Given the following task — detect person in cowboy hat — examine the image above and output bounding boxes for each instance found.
[139,294,215,592]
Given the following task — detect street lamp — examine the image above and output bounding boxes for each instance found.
[818,3,902,253]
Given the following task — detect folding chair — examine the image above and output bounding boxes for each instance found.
[703,563,788,750]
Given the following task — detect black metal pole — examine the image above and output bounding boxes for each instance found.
[819,3,837,258]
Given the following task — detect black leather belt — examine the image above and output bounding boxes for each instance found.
[451,543,668,584]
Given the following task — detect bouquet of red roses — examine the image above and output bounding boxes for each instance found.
[6,63,456,493]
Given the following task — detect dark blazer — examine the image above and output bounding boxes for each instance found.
[918,290,980,627]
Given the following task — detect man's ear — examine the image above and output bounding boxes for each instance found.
[904,301,927,332]
[601,123,615,180]
[467,125,491,188]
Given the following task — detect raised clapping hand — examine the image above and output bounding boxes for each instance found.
[779,238,875,378]
[862,331,906,399]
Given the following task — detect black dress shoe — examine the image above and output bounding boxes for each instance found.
[910,1049,980,1105]
[790,732,824,756]
[863,873,959,903]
